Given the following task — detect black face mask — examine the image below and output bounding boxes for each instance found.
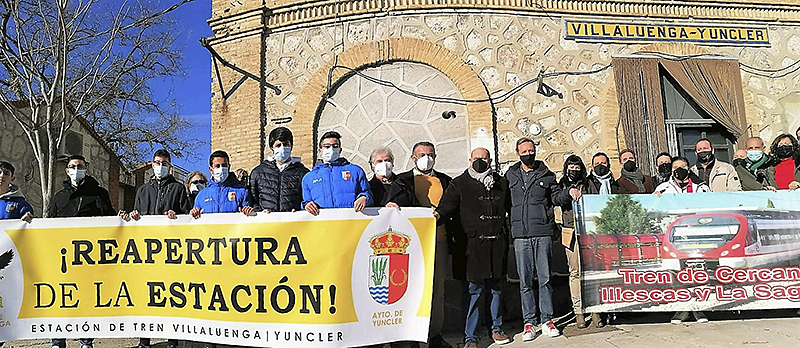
[776,145,794,159]
[732,158,746,167]
[593,164,610,177]
[622,160,637,172]
[472,158,490,173]
[658,162,672,176]
[567,169,583,182]
[696,150,714,164]
[673,167,689,181]
[520,154,536,167]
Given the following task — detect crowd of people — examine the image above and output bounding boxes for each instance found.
[2,125,800,348]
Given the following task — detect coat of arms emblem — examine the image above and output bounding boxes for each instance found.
[368,226,410,305]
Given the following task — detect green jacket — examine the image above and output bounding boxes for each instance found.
[735,163,777,191]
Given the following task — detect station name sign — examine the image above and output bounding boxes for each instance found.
[564,20,769,46]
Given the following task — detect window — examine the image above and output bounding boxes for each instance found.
[63,131,84,156]
[661,69,736,163]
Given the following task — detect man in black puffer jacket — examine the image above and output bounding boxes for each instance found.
[48,155,113,348]
[505,138,579,341]
[249,127,309,212]
[49,155,115,219]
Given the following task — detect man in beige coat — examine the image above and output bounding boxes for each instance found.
[690,138,741,192]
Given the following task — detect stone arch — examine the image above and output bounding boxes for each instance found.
[292,38,494,165]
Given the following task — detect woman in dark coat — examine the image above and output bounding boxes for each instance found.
[558,154,602,329]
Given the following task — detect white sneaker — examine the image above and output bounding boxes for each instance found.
[521,323,536,341]
[542,320,561,337]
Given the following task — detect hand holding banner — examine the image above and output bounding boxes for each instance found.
[578,191,800,313]
[0,207,436,347]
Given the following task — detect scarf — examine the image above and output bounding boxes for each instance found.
[468,166,495,191]
[676,178,694,193]
[620,168,645,192]
[596,172,613,195]
[745,154,769,173]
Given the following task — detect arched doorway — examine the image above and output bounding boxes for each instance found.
[317,62,470,177]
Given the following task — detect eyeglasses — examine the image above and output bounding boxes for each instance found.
[153,160,171,166]
[191,180,206,185]
[67,164,86,170]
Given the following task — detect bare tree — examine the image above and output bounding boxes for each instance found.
[0,0,196,215]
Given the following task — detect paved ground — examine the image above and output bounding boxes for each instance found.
[446,310,800,348]
[4,311,800,348]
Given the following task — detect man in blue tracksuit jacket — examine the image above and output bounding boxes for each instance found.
[191,150,253,218]
[302,131,372,215]
[0,161,33,221]
[189,150,252,348]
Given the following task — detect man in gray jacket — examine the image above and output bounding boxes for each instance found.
[505,138,579,341]
[690,138,741,192]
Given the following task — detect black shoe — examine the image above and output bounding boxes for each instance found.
[166,340,178,348]
[138,338,151,348]
[429,334,452,348]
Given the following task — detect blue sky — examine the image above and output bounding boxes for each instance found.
[146,0,213,173]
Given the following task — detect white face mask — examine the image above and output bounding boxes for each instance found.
[190,183,205,193]
[67,169,85,183]
[153,165,168,179]
[374,161,393,178]
[321,147,340,163]
[274,146,292,163]
[416,155,435,172]
[212,167,229,182]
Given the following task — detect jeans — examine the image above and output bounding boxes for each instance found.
[52,338,93,348]
[514,236,553,325]
[465,278,503,342]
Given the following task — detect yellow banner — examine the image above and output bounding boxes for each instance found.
[0,208,436,347]
[564,20,769,46]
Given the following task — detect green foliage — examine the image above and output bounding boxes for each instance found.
[592,195,661,235]
[371,258,388,286]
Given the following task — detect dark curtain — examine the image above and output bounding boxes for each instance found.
[612,57,667,176]
[659,58,748,141]
[613,56,748,174]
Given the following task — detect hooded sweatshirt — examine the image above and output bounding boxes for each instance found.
[0,184,34,220]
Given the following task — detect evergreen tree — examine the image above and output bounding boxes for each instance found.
[593,195,660,235]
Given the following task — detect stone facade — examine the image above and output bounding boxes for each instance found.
[209,1,800,176]
[208,0,800,332]
[0,109,128,214]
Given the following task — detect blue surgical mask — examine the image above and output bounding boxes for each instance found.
[274,146,292,163]
[322,147,340,163]
[212,167,229,182]
[746,150,763,162]
[68,169,85,183]
[153,165,168,179]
